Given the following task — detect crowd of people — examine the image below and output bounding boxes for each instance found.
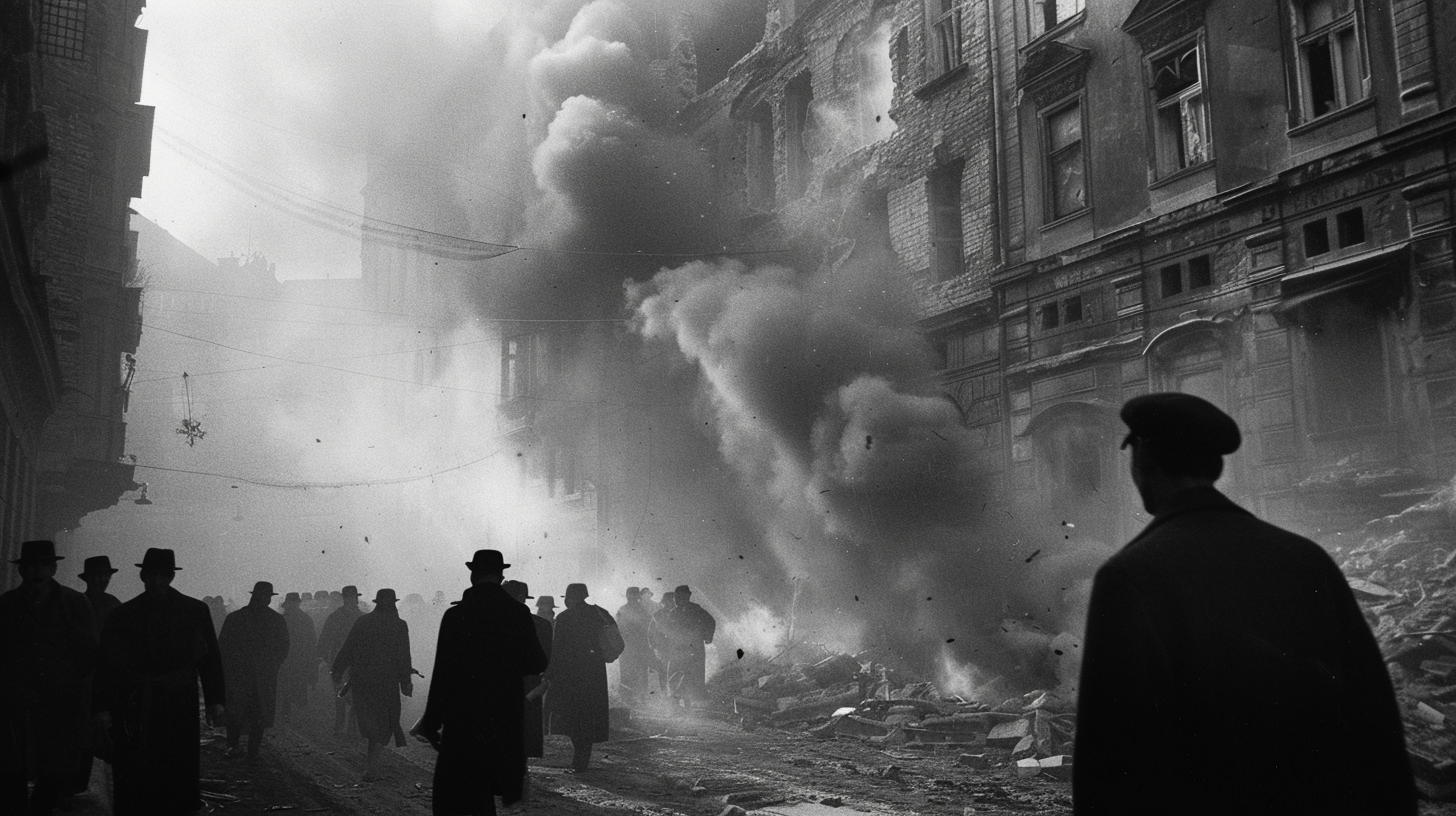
[0,539,718,815]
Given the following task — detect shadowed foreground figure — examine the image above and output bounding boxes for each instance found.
[503,579,552,761]
[278,591,318,723]
[615,587,651,704]
[219,581,289,759]
[669,585,715,707]
[318,584,364,735]
[1073,393,1416,816]
[332,588,412,780]
[0,541,96,816]
[412,550,547,815]
[77,555,123,794]
[548,583,615,772]
[97,548,224,816]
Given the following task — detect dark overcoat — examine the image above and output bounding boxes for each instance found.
[0,581,95,801]
[669,600,715,697]
[547,603,613,743]
[525,613,553,757]
[219,603,290,729]
[318,602,362,664]
[419,582,547,815]
[97,587,224,816]
[280,606,318,707]
[1073,487,1416,816]
[615,600,652,698]
[331,606,411,743]
[85,591,122,640]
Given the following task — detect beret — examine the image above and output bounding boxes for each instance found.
[1120,392,1240,456]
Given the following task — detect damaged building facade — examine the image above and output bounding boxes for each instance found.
[0,0,151,582]
[681,0,1456,543]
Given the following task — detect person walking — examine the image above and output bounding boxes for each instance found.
[1074,394,1416,815]
[411,550,547,815]
[331,588,413,780]
[546,583,615,772]
[0,540,96,816]
[95,548,224,816]
[668,585,715,707]
[534,595,556,624]
[318,585,364,735]
[648,590,680,696]
[503,579,552,762]
[614,587,652,704]
[76,554,122,793]
[278,591,318,724]
[218,581,290,760]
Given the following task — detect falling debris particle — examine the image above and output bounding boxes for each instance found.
[854,595,860,602]
[819,489,831,494]
[1061,520,1075,528]
[865,434,873,449]
[926,596,933,601]
[946,638,955,643]
[364,536,370,544]
[315,438,321,443]
[1025,549,1043,563]
[738,555,744,559]
[1054,649,1064,656]
[736,649,745,659]
[321,550,325,554]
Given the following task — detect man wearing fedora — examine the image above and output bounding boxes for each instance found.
[1074,394,1415,815]
[331,587,413,780]
[0,540,96,815]
[219,581,291,760]
[318,584,364,736]
[412,549,547,815]
[278,591,318,725]
[667,585,715,708]
[503,579,552,762]
[547,583,616,772]
[96,547,224,816]
[79,555,123,638]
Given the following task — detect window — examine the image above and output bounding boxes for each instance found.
[1303,219,1331,257]
[38,0,87,60]
[1064,295,1084,323]
[785,74,814,197]
[1038,295,1087,330]
[1160,264,1183,297]
[895,27,910,85]
[1040,303,1061,329]
[1187,255,1212,289]
[929,162,965,281]
[1294,0,1368,120]
[1044,102,1087,219]
[1037,0,1085,35]
[930,0,963,76]
[1158,255,1214,298]
[1150,42,1210,176]
[747,103,775,209]
[1336,207,1366,247]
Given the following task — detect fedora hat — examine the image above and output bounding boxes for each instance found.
[502,579,533,601]
[340,585,360,598]
[564,582,589,600]
[135,548,180,571]
[283,591,302,605]
[250,581,277,597]
[466,549,509,571]
[535,595,557,609]
[79,555,119,577]
[12,540,63,566]
[373,588,398,604]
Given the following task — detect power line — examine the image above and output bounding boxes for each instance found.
[127,445,508,489]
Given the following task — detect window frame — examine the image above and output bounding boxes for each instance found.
[928,161,967,282]
[929,0,964,77]
[1291,0,1370,122]
[1146,34,1213,179]
[1040,96,1090,222]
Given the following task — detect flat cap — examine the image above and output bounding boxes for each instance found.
[1120,393,1240,455]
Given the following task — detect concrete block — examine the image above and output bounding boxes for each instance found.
[1015,757,1042,777]
[957,753,989,769]
[1038,755,1073,782]
[986,717,1031,748]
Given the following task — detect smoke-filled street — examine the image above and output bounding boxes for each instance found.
[6,0,1456,813]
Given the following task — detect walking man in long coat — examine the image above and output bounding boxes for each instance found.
[96,548,225,816]
[503,579,552,760]
[1074,394,1416,815]
[411,550,547,815]
[278,591,318,724]
[668,585,715,707]
[331,588,412,780]
[219,581,290,759]
[615,588,652,704]
[547,583,614,772]
[76,555,122,793]
[648,590,680,696]
[318,584,364,735]
[0,540,96,816]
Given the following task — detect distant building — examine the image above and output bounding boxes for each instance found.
[0,0,153,581]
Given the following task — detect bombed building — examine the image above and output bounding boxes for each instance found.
[0,0,152,582]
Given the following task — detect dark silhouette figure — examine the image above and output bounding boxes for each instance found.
[331,588,412,780]
[278,592,318,724]
[76,555,122,792]
[547,583,614,772]
[1074,393,1416,815]
[96,548,224,816]
[412,550,547,815]
[534,594,556,624]
[614,587,652,704]
[203,595,227,636]
[218,582,290,760]
[318,584,364,735]
[668,585,715,707]
[648,590,679,694]
[503,580,553,761]
[0,541,96,816]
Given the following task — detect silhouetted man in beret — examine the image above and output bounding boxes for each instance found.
[1074,393,1415,815]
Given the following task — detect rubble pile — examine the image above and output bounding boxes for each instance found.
[1336,479,1456,800]
[711,649,1077,778]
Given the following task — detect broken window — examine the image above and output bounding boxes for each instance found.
[39,0,87,61]
[747,103,776,209]
[929,0,963,76]
[1304,296,1387,431]
[1303,219,1331,258]
[1160,255,1214,298]
[1044,102,1087,220]
[1064,294,1084,323]
[1040,303,1060,330]
[1294,0,1368,120]
[1034,0,1085,36]
[1150,42,1209,176]
[928,162,965,281]
[785,74,814,197]
[1336,207,1366,247]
